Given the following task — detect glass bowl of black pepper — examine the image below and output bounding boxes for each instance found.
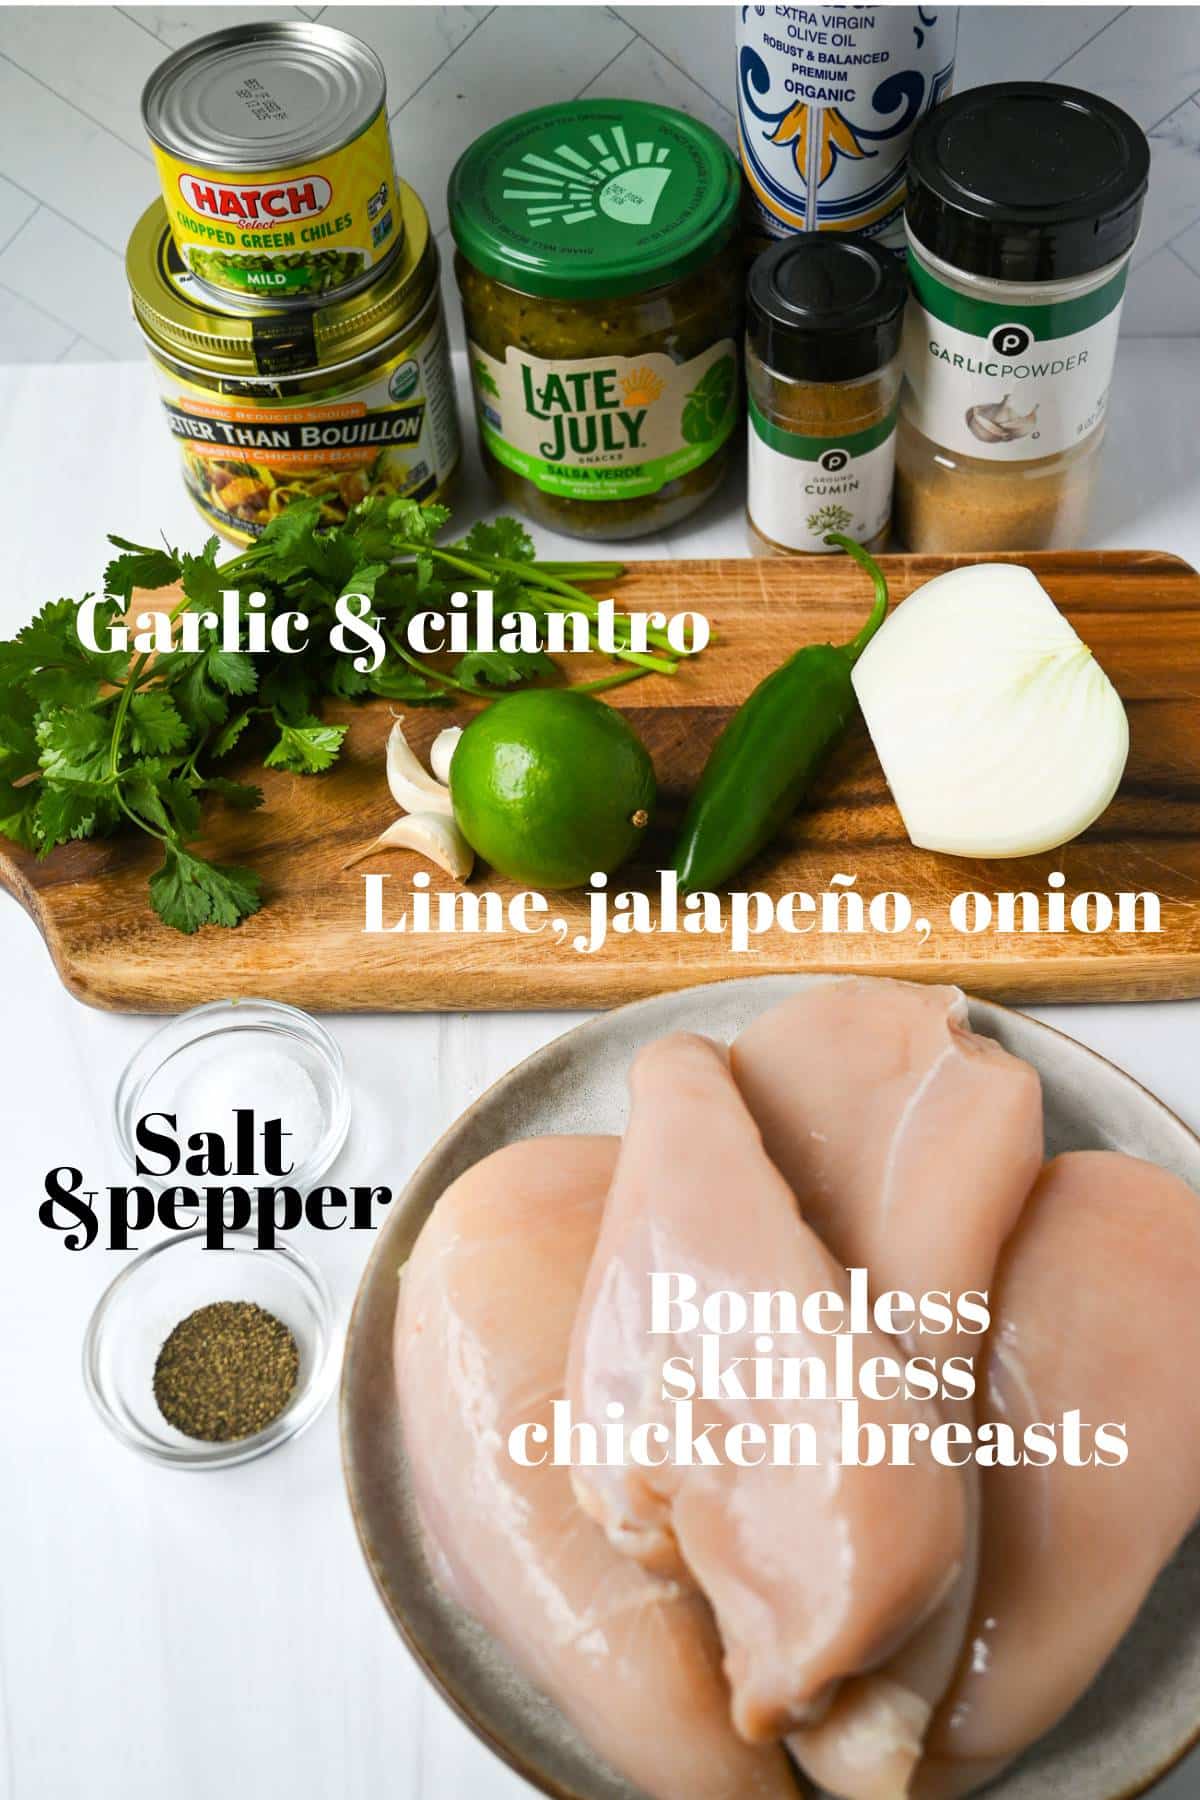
[82,1228,338,1468]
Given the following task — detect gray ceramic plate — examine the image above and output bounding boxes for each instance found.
[342,975,1200,1800]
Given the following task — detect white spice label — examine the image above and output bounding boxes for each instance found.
[748,399,897,552]
[901,255,1129,461]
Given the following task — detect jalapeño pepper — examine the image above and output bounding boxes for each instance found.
[672,534,888,893]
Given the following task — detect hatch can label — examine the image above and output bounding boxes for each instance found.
[151,107,398,301]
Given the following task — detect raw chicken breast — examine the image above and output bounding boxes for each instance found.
[733,978,1043,1799]
[567,1034,967,1746]
[395,1136,801,1800]
[731,979,1043,1323]
[917,1150,1200,1800]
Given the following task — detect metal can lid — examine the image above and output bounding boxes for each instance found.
[448,99,740,299]
[906,83,1149,284]
[747,235,908,384]
[128,179,435,379]
[142,21,386,169]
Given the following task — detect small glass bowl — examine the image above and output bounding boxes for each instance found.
[113,998,350,1190]
[82,1228,339,1469]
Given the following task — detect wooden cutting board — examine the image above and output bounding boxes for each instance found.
[4,550,1199,1012]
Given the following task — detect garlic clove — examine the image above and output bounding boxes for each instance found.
[343,812,474,881]
[387,716,454,816]
[430,725,463,787]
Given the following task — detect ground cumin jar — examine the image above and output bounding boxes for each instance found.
[448,100,742,540]
[747,235,907,554]
[895,83,1149,552]
[142,21,401,309]
[127,181,460,544]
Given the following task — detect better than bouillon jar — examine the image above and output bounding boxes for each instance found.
[895,83,1149,552]
[747,235,907,554]
[127,180,460,544]
[448,100,743,540]
[142,21,402,309]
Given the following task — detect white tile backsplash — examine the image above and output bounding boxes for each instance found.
[0,172,37,258]
[0,53,150,252]
[0,283,77,360]
[0,206,140,356]
[1137,97,1200,265]
[0,2,1196,364]
[1051,5,1200,129]
[0,9,163,157]
[578,32,735,143]
[390,6,635,239]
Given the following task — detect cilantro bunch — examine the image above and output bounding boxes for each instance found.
[0,497,681,934]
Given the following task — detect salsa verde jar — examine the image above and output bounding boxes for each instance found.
[127,180,460,544]
[142,21,401,309]
[449,100,742,539]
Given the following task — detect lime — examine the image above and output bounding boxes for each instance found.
[450,690,656,889]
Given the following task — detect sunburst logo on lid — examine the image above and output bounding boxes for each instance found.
[502,126,674,230]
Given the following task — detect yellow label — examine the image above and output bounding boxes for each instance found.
[153,302,461,544]
[151,109,399,301]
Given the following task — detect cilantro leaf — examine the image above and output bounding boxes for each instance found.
[160,777,203,839]
[171,653,232,730]
[0,776,39,848]
[128,691,188,756]
[121,768,173,836]
[204,644,257,695]
[34,782,117,854]
[459,517,535,564]
[264,715,348,774]
[457,645,556,692]
[104,538,181,599]
[328,657,372,699]
[200,776,263,811]
[178,539,223,611]
[211,709,253,759]
[259,658,318,723]
[36,710,112,782]
[149,843,261,933]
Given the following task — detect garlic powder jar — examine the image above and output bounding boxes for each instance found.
[895,83,1149,553]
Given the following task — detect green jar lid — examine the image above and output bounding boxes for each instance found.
[448,99,740,299]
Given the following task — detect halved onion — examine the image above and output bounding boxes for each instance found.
[851,563,1129,858]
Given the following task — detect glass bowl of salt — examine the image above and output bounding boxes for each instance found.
[113,998,350,1192]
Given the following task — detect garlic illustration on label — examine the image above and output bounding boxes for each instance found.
[966,395,1041,444]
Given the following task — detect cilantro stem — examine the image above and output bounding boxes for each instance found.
[478,552,681,654]
[572,667,651,694]
[422,543,680,659]
[537,561,625,581]
[385,633,478,698]
[107,583,195,777]
[115,789,169,844]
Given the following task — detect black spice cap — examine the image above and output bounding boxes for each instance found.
[746,234,908,384]
[906,82,1150,284]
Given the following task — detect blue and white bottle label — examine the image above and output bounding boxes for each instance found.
[736,5,958,248]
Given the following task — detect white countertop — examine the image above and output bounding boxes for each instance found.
[2,344,1199,1800]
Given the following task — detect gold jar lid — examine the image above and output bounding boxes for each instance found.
[127,178,434,378]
